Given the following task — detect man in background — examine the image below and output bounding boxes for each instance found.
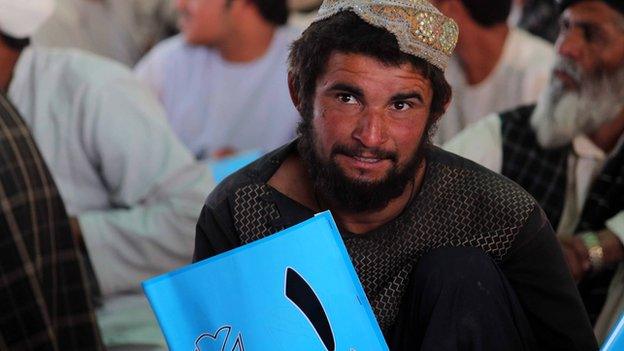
[288,0,322,29]
[136,0,300,159]
[432,0,554,144]
[33,0,177,67]
[0,1,214,349]
[446,0,624,342]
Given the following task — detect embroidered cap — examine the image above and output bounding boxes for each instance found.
[314,0,459,71]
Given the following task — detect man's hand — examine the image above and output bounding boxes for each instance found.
[560,236,590,282]
[597,229,624,266]
[559,230,624,282]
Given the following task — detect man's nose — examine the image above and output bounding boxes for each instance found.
[556,27,584,64]
[352,108,388,148]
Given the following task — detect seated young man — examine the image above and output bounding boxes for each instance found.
[135,0,300,159]
[194,0,598,349]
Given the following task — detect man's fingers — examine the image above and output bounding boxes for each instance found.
[561,246,584,282]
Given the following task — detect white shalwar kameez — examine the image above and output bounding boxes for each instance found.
[135,27,302,159]
[9,47,214,350]
[434,28,555,145]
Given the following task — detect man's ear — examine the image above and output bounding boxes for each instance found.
[288,72,301,111]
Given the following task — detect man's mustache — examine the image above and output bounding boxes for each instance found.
[552,57,582,84]
[331,144,398,162]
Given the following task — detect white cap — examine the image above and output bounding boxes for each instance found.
[0,0,55,39]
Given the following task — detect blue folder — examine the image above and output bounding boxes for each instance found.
[142,211,389,351]
[207,149,264,183]
[601,313,624,351]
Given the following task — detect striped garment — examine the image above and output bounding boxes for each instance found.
[0,94,104,350]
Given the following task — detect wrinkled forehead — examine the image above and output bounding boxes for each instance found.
[561,1,624,28]
[311,53,434,105]
[319,52,431,84]
[558,0,624,55]
[317,51,433,86]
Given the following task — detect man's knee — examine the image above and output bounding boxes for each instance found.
[392,247,534,351]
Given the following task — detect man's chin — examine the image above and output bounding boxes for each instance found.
[342,174,389,188]
[181,32,213,47]
[531,90,581,148]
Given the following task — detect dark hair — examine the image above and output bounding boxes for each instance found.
[288,11,452,129]
[461,0,512,27]
[0,32,30,51]
[250,0,290,25]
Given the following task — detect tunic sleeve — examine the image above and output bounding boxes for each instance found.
[193,202,239,262]
[76,76,214,296]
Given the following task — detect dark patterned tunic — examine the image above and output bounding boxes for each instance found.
[194,141,596,350]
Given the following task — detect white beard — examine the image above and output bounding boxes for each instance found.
[530,57,624,148]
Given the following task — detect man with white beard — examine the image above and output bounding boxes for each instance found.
[445,0,624,342]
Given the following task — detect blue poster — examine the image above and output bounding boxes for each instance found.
[142,211,388,351]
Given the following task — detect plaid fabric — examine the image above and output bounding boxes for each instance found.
[500,105,570,230]
[0,94,104,350]
[500,104,624,324]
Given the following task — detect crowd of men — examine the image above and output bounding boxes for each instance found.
[0,0,622,350]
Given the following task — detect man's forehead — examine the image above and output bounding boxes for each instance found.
[322,52,427,78]
[317,53,433,96]
[560,1,624,42]
[563,1,624,25]
[560,0,624,14]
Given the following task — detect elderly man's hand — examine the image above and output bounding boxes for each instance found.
[560,236,590,282]
[597,229,624,266]
[560,230,624,282]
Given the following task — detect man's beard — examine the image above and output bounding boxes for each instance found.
[530,57,624,148]
[297,117,431,214]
